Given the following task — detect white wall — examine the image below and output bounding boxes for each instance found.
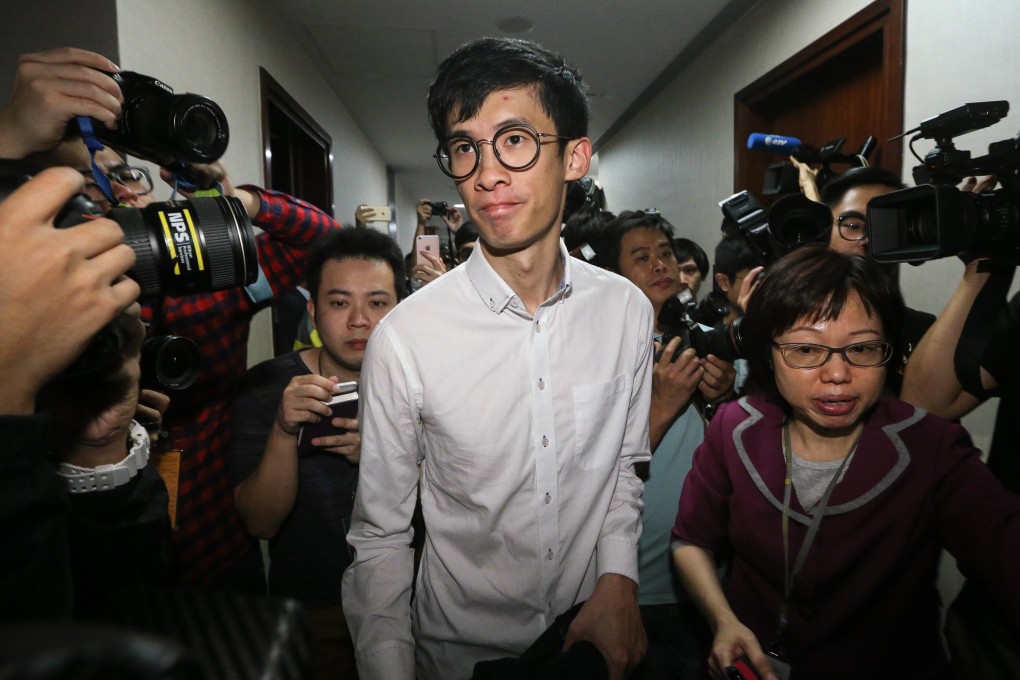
[598,0,1020,453]
[115,0,404,364]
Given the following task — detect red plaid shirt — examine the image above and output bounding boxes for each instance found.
[142,187,338,584]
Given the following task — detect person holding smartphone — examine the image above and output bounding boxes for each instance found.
[230,227,405,680]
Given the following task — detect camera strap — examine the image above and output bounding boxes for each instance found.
[75,116,119,206]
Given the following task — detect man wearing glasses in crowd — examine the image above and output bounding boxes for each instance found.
[343,38,652,680]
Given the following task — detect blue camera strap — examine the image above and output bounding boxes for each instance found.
[75,116,119,206]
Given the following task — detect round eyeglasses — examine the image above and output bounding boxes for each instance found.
[836,212,868,241]
[772,340,893,369]
[434,124,572,180]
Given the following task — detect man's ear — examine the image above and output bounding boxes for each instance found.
[306,296,317,329]
[564,137,592,181]
[715,272,731,293]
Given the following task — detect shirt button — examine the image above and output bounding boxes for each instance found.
[546,549,554,560]
[544,493,552,505]
[511,299,518,308]
[538,378,545,390]
[542,435,549,447]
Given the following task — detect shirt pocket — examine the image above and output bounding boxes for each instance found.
[573,374,631,470]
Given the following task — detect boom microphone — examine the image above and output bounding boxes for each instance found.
[747,133,802,154]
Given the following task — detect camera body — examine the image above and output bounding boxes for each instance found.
[425,200,452,218]
[94,71,229,166]
[719,190,832,266]
[658,289,743,363]
[868,100,1020,263]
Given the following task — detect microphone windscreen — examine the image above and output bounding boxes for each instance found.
[747,133,802,154]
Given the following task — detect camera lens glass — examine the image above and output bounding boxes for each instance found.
[182,106,219,149]
[141,335,200,390]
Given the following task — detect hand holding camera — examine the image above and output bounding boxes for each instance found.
[0,167,138,415]
[0,47,123,160]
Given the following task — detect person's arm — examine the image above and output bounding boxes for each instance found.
[0,47,122,160]
[900,258,994,419]
[698,355,737,406]
[233,372,340,538]
[341,323,421,679]
[673,545,777,680]
[789,156,820,202]
[411,249,448,287]
[649,342,701,450]
[565,301,654,679]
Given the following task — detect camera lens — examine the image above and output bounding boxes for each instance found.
[141,335,200,390]
[182,106,219,149]
[171,96,229,162]
[111,196,258,298]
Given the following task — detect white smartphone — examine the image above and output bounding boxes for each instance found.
[416,234,441,266]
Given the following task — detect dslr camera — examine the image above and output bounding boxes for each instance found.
[868,100,1020,263]
[658,288,744,363]
[94,71,229,166]
[425,200,454,219]
[719,190,833,266]
[0,160,257,388]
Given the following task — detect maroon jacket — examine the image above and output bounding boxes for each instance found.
[672,395,1020,679]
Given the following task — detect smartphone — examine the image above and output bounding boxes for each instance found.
[297,381,358,455]
[416,234,441,266]
[360,205,392,222]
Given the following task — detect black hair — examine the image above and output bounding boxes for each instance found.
[601,210,678,273]
[820,166,906,209]
[306,227,407,302]
[674,238,709,278]
[741,245,905,406]
[713,232,760,280]
[561,204,613,261]
[427,37,589,144]
[454,221,479,251]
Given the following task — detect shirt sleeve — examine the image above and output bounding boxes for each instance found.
[240,186,341,300]
[596,299,654,582]
[341,321,420,679]
[228,363,279,488]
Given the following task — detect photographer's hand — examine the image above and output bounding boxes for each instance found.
[0,47,123,160]
[789,156,821,202]
[309,417,361,464]
[355,205,377,227]
[699,355,736,404]
[0,167,138,415]
[412,250,448,286]
[416,199,433,226]
[737,265,764,316]
[650,343,702,450]
[441,206,464,233]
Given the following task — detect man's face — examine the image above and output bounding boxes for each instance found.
[829,184,895,255]
[617,227,680,311]
[677,258,704,297]
[446,87,590,255]
[716,268,750,314]
[311,258,398,374]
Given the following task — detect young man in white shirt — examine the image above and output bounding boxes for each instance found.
[343,37,654,680]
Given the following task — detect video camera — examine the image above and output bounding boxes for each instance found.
[718,190,832,266]
[868,100,1020,263]
[748,132,877,195]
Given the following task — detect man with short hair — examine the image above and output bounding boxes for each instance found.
[819,166,905,256]
[713,232,760,323]
[674,237,709,298]
[343,37,652,680]
[231,227,405,679]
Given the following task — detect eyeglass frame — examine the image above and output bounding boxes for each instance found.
[771,340,894,369]
[81,164,154,202]
[433,123,573,180]
[835,211,868,242]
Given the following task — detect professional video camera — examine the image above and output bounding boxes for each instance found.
[0,160,257,387]
[94,71,229,166]
[718,189,832,266]
[868,100,1020,263]
[747,132,877,195]
[657,288,743,363]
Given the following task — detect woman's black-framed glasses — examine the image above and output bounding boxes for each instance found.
[772,340,893,369]
[434,124,572,180]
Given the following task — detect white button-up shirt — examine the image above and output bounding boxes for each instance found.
[342,240,653,680]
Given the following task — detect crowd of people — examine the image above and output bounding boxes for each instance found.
[2,36,1019,680]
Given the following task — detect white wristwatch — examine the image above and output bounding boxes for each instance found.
[56,420,150,494]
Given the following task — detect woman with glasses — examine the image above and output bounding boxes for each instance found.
[670,246,1020,680]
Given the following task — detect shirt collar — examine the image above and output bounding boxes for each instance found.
[465,238,574,315]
